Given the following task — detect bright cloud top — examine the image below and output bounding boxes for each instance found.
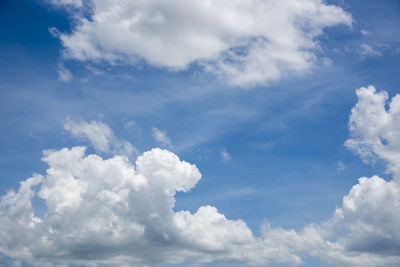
[345,86,400,179]
[1,86,400,266]
[0,147,301,266]
[50,0,352,87]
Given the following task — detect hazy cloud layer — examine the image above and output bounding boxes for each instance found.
[50,0,351,87]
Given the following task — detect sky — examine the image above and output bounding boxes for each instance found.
[0,0,400,266]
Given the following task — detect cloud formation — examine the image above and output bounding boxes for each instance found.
[345,86,400,179]
[50,0,352,87]
[0,147,300,266]
[1,86,400,266]
[220,148,231,162]
[56,62,73,82]
[64,118,136,156]
[152,127,172,147]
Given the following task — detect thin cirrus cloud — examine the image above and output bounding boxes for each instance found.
[0,86,400,266]
[49,0,352,87]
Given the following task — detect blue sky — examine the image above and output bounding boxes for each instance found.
[0,0,400,266]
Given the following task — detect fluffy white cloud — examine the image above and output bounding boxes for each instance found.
[256,174,400,267]
[0,146,302,266]
[64,118,136,156]
[337,176,400,257]
[345,86,400,179]
[50,0,352,87]
[2,87,400,266]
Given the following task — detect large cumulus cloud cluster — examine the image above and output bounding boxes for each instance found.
[49,0,352,87]
[1,86,400,266]
[0,146,299,266]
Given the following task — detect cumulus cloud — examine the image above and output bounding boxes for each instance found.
[64,118,136,156]
[345,86,400,179]
[253,174,400,267]
[1,87,400,266]
[0,146,301,266]
[337,176,400,256]
[152,127,172,147]
[49,0,352,87]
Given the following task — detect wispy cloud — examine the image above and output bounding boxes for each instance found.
[219,148,231,162]
[56,62,73,82]
[361,29,371,36]
[359,44,382,57]
[337,160,347,171]
[152,127,172,147]
[63,118,136,156]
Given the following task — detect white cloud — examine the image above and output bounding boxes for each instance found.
[56,62,73,82]
[0,146,302,266]
[122,119,136,129]
[258,174,400,267]
[152,127,172,147]
[322,57,333,67]
[345,86,400,179]
[220,148,231,162]
[85,65,105,76]
[361,29,371,36]
[63,118,136,156]
[337,176,400,256]
[49,0,82,7]
[359,44,382,57]
[2,86,400,266]
[50,0,352,87]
